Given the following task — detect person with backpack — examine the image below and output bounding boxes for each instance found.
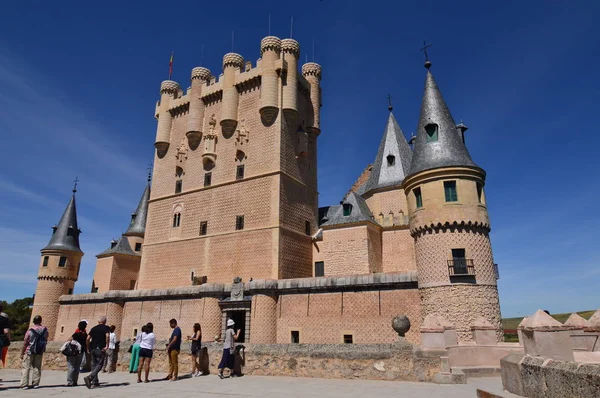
[84,316,110,389]
[66,320,87,387]
[20,315,48,389]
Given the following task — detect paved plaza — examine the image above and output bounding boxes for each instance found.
[0,369,520,397]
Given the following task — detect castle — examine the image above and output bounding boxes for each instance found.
[30,36,502,345]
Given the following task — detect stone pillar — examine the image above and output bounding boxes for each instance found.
[220,53,244,135]
[155,80,180,157]
[201,297,222,342]
[259,36,281,125]
[250,294,278,343]
[521,309,575,361]
[471,317,498,345]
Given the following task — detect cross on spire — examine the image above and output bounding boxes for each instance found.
[72,176,79,193]
[421,41,432,68]
[387,94,393,112]
[147,163,152,183]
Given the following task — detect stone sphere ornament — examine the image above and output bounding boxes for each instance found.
[392,315,411,338]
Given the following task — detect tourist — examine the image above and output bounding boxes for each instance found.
[84,316,110,389]
[77,320,88,372]
[164,318,182,381]
[137,322,155,383]
[20,315,48,389]
[217,319,241,379]
[129,325,145,373]
[103,325,117,373]
[66,320,87,386]
[0,306,11,380]
[187,323,202,376]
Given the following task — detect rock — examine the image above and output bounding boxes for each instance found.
[287,358,297,370]
[374,361,386,372]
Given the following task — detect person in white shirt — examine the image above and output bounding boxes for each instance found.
[103,325,118,373]
[137,323,156,383]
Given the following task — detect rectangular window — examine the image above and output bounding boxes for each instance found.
[291,330,300,344]
[58,256,67,267]
[444,181,458,202]
[477,183,483,203]
[134,242,142,252]
[42,256,49,267]
[175,180,182,194]
[60,326,64,334]
[305,221,311,236]
[68,288,73,295]
[235,215,245,230]
[133,328,138,337]
[204,172,212,187]
[92,287,99,293]
[343,203,352,216]
[200,221,208,236]
[414,187,423,208]
[236,165,245,180]
[315,261,325,277]
[343,334,353,344]
[425,124,438,142]
[173,213,181,228]
[452,248,467,273]
[129,280,136,290]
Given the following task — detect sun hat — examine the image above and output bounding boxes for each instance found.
[227,319,235,327]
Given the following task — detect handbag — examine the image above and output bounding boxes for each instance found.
[60,340,81,357]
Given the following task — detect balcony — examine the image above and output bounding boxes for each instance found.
[448,259,476,283]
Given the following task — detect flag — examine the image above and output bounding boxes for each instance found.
[169,51,174,79]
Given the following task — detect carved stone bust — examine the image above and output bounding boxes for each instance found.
[231,276,243,301]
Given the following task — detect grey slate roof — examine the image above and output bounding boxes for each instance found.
[42,194,82,253]
[96,236,140,258]
[408,69,481,176]
[123,183,150,238]
[319,192,377,227]
[362,112,413,195]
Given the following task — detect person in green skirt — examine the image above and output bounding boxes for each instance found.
[128,325,145,373]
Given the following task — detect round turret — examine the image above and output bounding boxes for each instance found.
[191,67,212,81]
[222,53,244,70]
[155,80,180,158]
[302,62,322,80]
[281,39,300,124]
[259,37,282,126]
[260,36,282,54]
[160,80,180,95]
[221,53,244,135]
[187,67,212,150]
[281,39,300,58]
[302,62,322,134]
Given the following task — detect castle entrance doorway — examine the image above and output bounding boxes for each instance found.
[229,311,246,343]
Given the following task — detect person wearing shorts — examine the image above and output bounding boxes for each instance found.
[188,323,202,377]
[137,323,155,383]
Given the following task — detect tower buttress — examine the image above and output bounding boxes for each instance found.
[31,188,84,340]
[404,62,501,342]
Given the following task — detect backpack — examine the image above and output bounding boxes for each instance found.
[29,327,47,355]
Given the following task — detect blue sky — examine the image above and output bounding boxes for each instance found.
[0,1,598,317]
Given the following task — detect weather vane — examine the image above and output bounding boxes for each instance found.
[421,41,432,68]
[387,94,393,112]
[72,176,79,193]
[147,163,152,182]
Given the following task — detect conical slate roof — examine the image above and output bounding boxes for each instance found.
[42,194,82,253]
[96,236,140,258]
[362,112,413,195]
[124,183,150,238]
[320,192,376,227]
[408,68,480,176]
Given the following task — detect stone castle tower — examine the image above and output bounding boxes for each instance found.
[31,187,83,338]
[140,36,322,288]
[403,61,502,341]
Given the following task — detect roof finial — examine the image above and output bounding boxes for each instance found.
[72,176,79,193]
[387,94,393,112]
[421,40,432,69]
[147,163,152,183]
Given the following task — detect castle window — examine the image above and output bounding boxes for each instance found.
[386,154,395,166]
[134,242,142,252]
[60,326,64,334]
[200,221,208,236]
[173,213,181,228]
[236,164,245,180]
[133,328,138,337]
[305,221,311,236]
[414,187,423,208]
[425,123,438,142]
[291,330,300,344]
[315,261,325,277]
[343,334,354,344]
[129,280,136,290]
[68,288,73,295]
[204,172,212,187]
[444,181,458,202]
[175,180,182,194]
[235,215,245,231]
[58,256,67,267]
[42,256,49,267]
[110,240,117,249]
[477,183,483,203]
[342,203,352,216]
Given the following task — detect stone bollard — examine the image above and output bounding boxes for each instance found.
[521,309,576,361]
[583,309,600,352]
[563,313,590,351]
[438,316,458,347]
[471,317,498,345]
[420,315,446,349]
[517,316,528,346]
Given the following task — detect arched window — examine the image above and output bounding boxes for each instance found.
[172,212,181,228]
[425,123,438,142]
[386,154,395,166]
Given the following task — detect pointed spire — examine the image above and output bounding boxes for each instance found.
[96,236,140,258]
[123,182,151,238]
[362,112,413,195]
[42,193,82,253]
[408,66,480,176]
[320,191,376,227]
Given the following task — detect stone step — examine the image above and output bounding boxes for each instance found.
[452,366,501,378]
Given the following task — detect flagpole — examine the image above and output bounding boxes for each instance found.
[169,51,174,80]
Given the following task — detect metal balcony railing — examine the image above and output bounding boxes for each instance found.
[447,259,475,276]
